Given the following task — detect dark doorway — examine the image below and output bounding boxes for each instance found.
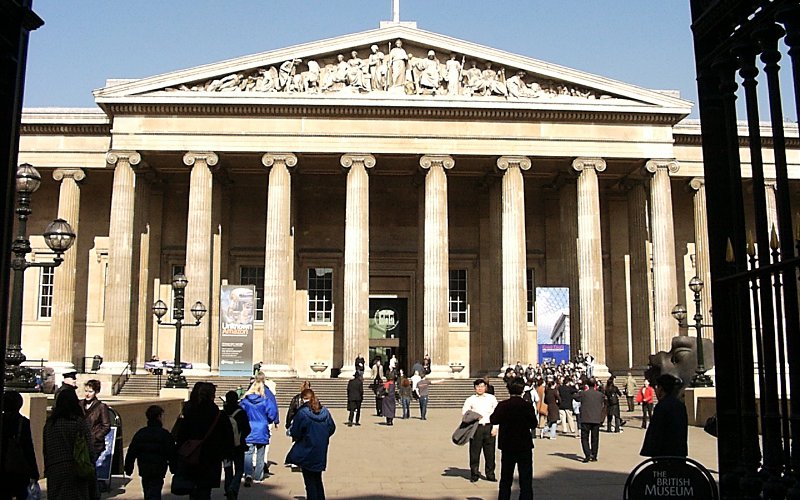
[368,298,408,376]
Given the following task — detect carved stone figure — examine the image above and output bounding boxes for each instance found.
[462,61,483,96]
[415,50,441,94]
[279,59,302,92]
[506,70,540,99]
[445,54,462,95]
[368,44,386,91]
[346,51,367,90]
[208,72,242,92]
[302,60,321,93]
[477,62,507,97]
[388,39,408,88]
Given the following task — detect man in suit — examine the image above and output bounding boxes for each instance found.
[490,380,537,500]
[346,372,364,426]
[573,378,606,462]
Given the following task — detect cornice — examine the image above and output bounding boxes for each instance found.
[20,123,111,135]
[100,102,685,125]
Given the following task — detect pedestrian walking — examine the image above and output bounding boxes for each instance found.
[382,376,397,425]
[543,381,560,439]
[371,358,385,416]
[285,389,336,500]
[171,382,234,499]
[557,377,578,436]
[398,376,412,419]
[346,372,363,426]
[573,378,606,463]
[354,353,365,378]
[1,391,40,500]
[240,372,279,485]
[490,380,536,500]
[124,405,176,500]
[286,381,311,432]
[416,374,431,420]
[461,378,498,482]
[636,379,655,428]
[223,391,251,500]
[604,377,624,433]
[640,374,688,457]
[624,372,637,412]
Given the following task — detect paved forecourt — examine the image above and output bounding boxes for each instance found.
[90,405,718,499]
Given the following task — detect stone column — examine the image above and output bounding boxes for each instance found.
[572,158,607,371]
[340,154,375,378]
[49,168,85,374]
[497,156,531,368]
[646,159,680,352]
[627,182,652,366]
[182,152,218,371]
[765,180,778,241]
[103,151,140,369]
[559,180,581,357]
[421,155,454,377]
[690,178,713,326]
[262,153,298,377]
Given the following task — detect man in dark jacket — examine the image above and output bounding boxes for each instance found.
[1,391,39,499]
[124,405,176,500]
[573,378,606,463]
[640,374,688,457]
[490,380,536,500]
[223,391,251,500]
[346,372,364,426]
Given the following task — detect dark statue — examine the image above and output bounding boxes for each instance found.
[644,335,714,392]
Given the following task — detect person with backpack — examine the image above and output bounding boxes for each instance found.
[1,391,39,500]
[222,391,251,500]
[124,405,176,500]
[240,373,279,486]
[43,389,94,500]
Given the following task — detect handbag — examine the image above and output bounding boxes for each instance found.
[26,481,41,500]
[73,432,95,479]
[177,411,221,466]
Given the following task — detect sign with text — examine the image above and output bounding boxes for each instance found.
[624,457,718,500]
[95,426,118,481]
[219,285,255,375]
[538,343,570,365]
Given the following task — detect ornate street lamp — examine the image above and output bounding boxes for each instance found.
[152,272,206,388]
[671,276,714,388]
[6,164,76,390]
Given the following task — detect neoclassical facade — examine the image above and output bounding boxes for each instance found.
[15,23,800,378]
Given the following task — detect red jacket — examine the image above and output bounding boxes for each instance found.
[636,385,655,404]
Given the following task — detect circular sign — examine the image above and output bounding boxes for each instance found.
[374,308,398,332]
[625,457,718,500]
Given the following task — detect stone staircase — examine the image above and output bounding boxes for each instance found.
[119,374,503,409]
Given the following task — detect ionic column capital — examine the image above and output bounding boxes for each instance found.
[183,151,219,167]
[689,177,705,191]
[420,155,454,170]
[572,157,607,173]
[262,153,298,169]
[340,153,376,169]
[106,151,141,167]
[497,156,532,171]
[53,168,86,182]
[645,159,680,175]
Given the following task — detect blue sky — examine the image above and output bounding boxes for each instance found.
[23,1,700,111]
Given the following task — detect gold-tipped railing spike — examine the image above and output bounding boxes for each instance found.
[770,225,779,250]
[746,230,756,257]
[726,238,735,263]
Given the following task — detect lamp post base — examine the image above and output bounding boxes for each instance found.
[5,365,39,392]
[691,372,714,388]
[165,372,188,389]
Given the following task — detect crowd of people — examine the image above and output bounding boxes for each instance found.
[0,353,690,500]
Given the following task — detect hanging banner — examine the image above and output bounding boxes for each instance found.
[220,285,255,375]
[539,344,571,365]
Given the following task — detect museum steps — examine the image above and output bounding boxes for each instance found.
[118,374,500,408]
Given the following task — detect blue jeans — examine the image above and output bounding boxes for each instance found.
[419,396,428,419]
[224,450,245,495]
[244,443,267,480]
[401,397,411,418]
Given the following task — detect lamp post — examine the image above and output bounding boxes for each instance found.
[152,272,206,388]
[6,164,76,390]
[671,276,714,388]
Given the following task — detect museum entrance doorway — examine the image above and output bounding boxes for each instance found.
[368,297,408,376]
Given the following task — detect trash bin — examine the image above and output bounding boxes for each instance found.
[91,355,103,372]
[107,407,124,476]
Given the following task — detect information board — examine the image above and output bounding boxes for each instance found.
[219,285,255,375]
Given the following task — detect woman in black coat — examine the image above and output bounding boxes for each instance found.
[604,377,624,433]
[1,391,39,500]
[172,382,234,499]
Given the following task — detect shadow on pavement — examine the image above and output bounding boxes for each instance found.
[441,466,472,479]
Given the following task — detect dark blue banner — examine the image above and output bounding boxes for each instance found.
[538,344,570,365]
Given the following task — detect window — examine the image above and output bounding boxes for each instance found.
[308,268,333,323]
[171,264,185,279]
[449,269,468,324]
[527,268,534,323]
[239,266,265,321]
[38,266,55,319]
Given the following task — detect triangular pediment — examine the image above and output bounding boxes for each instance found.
[94,25,691,114]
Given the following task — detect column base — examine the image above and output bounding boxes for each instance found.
[339,367,356,379]
[585,363,611,381]
[263,364,297,378]
[428,364,454,379]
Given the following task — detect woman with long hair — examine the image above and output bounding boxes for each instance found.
[172,381,233,499]
[381,375,397,425]
[43,389,94,499]
[398,376,412,419]
[286,380,311,432]
[240,372,279,486]
[286,389,336,500]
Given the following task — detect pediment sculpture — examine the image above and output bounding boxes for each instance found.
[164,39,613,101]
